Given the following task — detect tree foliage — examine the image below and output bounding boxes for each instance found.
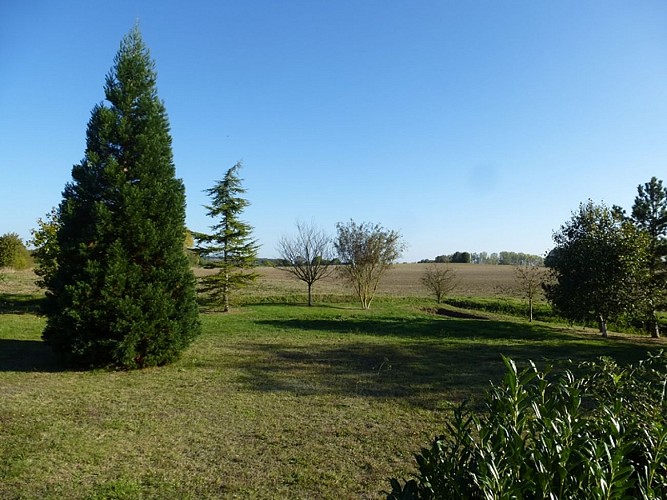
[42,26,200,368]
[421,264,458,304]
[0,232,32,270]
[334,220,404,309]
[194,162,259,312]
[277,221,335,306]
[631,177,667,337]
[30,207,60,288]
[632,176,667,265]
[544,201,652,337]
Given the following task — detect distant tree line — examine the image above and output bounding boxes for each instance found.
[419,251,544,266]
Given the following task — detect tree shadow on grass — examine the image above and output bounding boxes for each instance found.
[254,316,581,342]
[0,294,44,314]
[0,339,67,372]
[240,317,663,409]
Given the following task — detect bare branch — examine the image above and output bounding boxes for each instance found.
[276,221,335,306]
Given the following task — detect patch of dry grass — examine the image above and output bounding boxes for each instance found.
[0,268,41,296]
[196,263,530,304]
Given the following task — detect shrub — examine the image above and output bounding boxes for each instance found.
[388,353,667,499]
[0,232,32,269]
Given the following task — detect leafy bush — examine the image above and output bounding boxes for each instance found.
[388,353,667,499]
[0,232,32,270]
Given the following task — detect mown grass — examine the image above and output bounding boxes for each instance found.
[1,267,665,498]
[2,297,665,499]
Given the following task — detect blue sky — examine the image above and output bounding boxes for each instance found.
[1,1,666,262]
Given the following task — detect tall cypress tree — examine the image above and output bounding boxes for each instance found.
[42,27,200,368]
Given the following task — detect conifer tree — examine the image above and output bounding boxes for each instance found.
[42,26,200,368]
[194,162,259,312]
[631,176,667,337]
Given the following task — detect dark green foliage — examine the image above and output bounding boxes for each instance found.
[0,232,32,270]
[42,27,200,368]
[632,177,667,337]
[194,162,259,312]
[632,176,667,266]
[433,252,471,264]
[544,200,652,337]
[388,353,667,499]
[450,252,471,264]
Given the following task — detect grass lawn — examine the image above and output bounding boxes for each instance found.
[1,296,664,499]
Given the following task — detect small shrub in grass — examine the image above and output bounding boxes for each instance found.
[388,352,667,499]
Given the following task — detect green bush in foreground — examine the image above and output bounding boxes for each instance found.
[388,353,667,499]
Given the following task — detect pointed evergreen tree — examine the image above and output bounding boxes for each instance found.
[632,176,667,269]
[194,162,259,312]
[631,176,667,337]
[42,26,200,368]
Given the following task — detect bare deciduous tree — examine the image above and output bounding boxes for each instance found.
[334,220,404,309]
[514,264,546,322]
[421,264,458,303]
[277,221,335,306]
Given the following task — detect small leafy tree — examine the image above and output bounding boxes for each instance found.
[0,232,33,270]
[334,220,404,309]
[194,162,259,312]
[514,263,546,322]
[421,264,458,304]
[544,201,652,337]
[276,221,335,306]
[30,207,60,289]
[42,26,200,368]
[388,352,667,499]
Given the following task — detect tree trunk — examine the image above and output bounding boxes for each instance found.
[307,282,313,307]
[529,298,533,322]
[599,315,608,338]
[650,315,660,339]
[223,272,230,313]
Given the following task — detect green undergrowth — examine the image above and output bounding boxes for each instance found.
[389,353,667,499]
[1,299,665,498]
[443,296,667,335]
[443,296,557,322]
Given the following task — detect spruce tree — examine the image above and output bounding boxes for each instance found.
[42,27,200,368]
[194,162,259,312]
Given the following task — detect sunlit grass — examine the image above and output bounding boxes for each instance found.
[1,299,664,498]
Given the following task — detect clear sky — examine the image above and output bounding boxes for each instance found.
[1,1,666,262]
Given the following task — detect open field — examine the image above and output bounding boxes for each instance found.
[199,263,532,303]
[1,266,665,498]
